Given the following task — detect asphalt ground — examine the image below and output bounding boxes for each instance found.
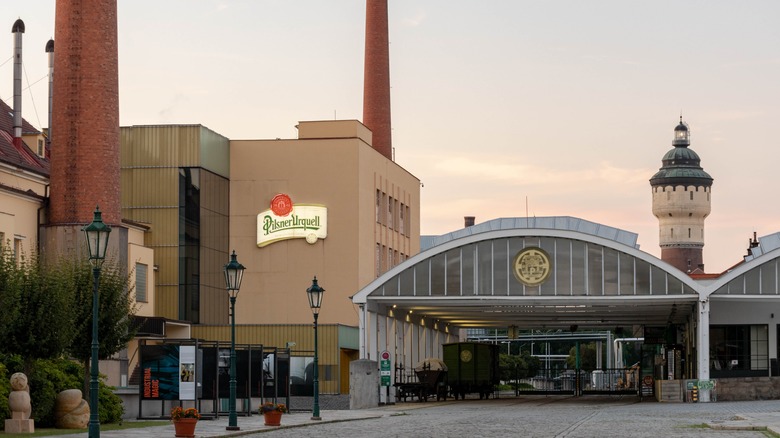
[53,395,780,438]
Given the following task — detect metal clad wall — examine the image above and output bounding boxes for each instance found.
[198,170,230,324]
[192,324,342,393]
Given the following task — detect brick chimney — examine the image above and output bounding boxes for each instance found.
[363,0,393,160]
[50,0,121,226]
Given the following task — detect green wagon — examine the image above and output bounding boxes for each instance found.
[443,342,499,400]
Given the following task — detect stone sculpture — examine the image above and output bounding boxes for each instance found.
[54,389,89,429]
[5,372,34,433]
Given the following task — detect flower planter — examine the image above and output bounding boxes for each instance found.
[173,418,198,437]
[263,410,283,426]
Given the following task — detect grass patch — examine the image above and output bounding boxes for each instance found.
[0,421,168,437]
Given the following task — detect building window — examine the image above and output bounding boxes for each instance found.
[14,237,23,264]
[0,232,5,248]
[387,246,393,270]
[399,203,405,235]
[37,139,44,157]
[711,324,768,377]
[688,228,691,238]
[136,263,148,302]
[690,191,694,200]
[388,196,394,230]
[376,190,382,224]
[406,205,410,235]
[179,168,200,323]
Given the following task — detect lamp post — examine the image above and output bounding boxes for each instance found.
[83,206,111,438]
[223,251,245,431]
[306,277,325,421]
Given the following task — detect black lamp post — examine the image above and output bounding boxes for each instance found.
[223,250,245,431]
[83,206,111,438]
[306,277,325,421]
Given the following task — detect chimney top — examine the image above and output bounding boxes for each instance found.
[45,39,54,52]
[464,216,475,228]
[12,19,25,33]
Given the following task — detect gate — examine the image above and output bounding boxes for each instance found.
[505,367,640,396]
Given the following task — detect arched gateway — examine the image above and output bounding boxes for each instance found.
[352,217,780,403]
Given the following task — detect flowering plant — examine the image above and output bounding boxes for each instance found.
[259,402,288,414]
[171,406,201,421]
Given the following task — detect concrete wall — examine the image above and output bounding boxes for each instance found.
[349,359,378,409]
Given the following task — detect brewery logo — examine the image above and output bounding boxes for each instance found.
[270,193,293,217]
[512,247,552,286]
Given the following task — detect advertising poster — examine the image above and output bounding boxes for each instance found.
[140,344,180,400]
[179,345,196,400]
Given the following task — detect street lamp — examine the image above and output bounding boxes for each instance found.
[306,277,325,421]
[223,250,245,431]
[83,206,111,438]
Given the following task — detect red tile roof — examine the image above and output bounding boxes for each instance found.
[0,99,49,176]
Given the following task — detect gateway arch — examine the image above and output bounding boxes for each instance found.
[353,217,780,402]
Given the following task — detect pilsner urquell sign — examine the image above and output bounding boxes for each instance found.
[257,194,328,247]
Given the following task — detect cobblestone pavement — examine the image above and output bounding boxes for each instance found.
[248,396,780,438]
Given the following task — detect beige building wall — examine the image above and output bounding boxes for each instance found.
[0,167,47,257]
[652,184,711,246]
[127,224,156,317]
[229,120,420,327]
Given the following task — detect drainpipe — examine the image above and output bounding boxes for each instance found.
[12,19,25,148]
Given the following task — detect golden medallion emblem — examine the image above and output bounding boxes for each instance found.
[513,247,552,286]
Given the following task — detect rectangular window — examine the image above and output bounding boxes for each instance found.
[690,191,694,200]
[136,263,148,302]
[376,190,381,224]
[394,199,399,232]
[14,237,23,264]
[399,203,405,235]
[388,196,394,230]
[388,247,393,269]
[37,139,44,157]
[711,324,768,377]
[0,232,5,248]
[382,192,387,225]
[406,205,411,235]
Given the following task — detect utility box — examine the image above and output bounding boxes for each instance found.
[349,359,379,409]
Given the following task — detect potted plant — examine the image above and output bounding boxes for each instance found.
[259,401,288,426]
[171,406,201,437]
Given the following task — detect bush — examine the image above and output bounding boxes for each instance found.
[0,362,9,421]
[99,381,124,424]
[26,358,83,426]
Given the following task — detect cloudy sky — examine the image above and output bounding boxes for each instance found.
[2,1,779,273]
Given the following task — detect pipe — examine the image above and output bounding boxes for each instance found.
[12,19,25,148]
[46,39,54,142]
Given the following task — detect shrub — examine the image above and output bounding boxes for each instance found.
[0,362,9,421]
[99,381,124,424]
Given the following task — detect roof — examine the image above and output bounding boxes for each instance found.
[421,216,640,251]
[0,99,49,176]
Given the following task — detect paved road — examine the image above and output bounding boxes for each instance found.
[250,396,780,438]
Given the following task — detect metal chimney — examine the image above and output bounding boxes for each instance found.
[464,216,475,228]
[46,38,54,142]
[12,19,25,148]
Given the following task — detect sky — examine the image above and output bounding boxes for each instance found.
[2,1,779,274]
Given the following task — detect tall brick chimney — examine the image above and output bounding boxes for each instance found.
[363,0,393,161]
[50,0,121,226]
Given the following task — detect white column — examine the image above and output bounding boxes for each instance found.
[378,315,388,404]
[359,304,367,359]
[697,298,711,402]
[369,310,378,361]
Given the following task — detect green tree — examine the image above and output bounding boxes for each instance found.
[61,258,138,396]
[0,248,75,366]
[499,351,541,380]
[566,342,600,371]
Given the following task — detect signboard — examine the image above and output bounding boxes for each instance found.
[257,194,327,247]
[140,344,181,400]
[380,350,391,387]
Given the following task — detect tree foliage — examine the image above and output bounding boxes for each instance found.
[499,351,541,380]
[566,342,600,371]
[0,248,75,363]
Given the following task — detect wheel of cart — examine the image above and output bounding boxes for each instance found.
[414,358,448,402]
